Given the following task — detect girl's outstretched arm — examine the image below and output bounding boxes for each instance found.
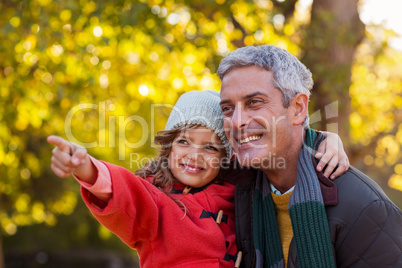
[47,135,97,184]
[315,132,350,179]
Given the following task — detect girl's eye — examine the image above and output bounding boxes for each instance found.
[205,145,218,152]
[176,139,189,145]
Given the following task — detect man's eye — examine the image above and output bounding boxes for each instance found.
[221,106,233,114]
[248,99,263,106]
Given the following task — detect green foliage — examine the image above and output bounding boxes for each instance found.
[0,0,284,241]
[0,0,401,261]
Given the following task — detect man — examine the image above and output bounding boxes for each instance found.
[218,45,402,267]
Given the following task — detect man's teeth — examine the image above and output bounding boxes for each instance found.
[239,135,262,144]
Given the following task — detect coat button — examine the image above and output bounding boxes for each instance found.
[216,210,224,224]
[235,251,242,268]
[182,186,192,195]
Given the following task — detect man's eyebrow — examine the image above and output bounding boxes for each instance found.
[243,91,267,99]
[220,91,268,105]
[219,99,230,105]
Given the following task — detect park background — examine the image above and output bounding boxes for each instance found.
[1,0,402,267]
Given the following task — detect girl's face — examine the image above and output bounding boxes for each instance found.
[168,126,226,188]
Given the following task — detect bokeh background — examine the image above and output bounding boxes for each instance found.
[1,0,401,267]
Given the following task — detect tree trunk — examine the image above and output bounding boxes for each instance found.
[301,0,365,156]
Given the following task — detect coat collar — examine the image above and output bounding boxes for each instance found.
[312,132,338,206]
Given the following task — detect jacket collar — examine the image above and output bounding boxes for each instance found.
[170,182,210,194]
[312,131,338,206]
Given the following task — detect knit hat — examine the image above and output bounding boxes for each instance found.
[165,90,233,158]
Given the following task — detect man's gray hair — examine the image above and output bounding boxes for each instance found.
[217,45,313,128]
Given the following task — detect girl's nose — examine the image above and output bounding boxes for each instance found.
[187,146,203,160]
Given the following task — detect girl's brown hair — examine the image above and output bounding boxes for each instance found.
[135,124,227,193]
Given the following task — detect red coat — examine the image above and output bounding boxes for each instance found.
[81,161,238,267]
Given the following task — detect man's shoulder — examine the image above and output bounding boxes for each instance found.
[327,167,402,267]
[335,166,391,203]
[327,166,400,221]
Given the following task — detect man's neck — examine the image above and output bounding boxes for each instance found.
[262,159,298,193]
[261,129,305,193]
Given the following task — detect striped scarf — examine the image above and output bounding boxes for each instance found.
[253,129,335,268]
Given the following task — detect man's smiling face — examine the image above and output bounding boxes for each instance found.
[220,66,296,170]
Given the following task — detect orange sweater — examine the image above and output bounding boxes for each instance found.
[271,191,293,267]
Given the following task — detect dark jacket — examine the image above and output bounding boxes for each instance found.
[233,164,402,267]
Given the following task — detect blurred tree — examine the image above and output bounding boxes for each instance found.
[0,0,401,266]
[302,0,365,144]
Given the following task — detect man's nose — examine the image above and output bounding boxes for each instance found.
[231,104,248,130]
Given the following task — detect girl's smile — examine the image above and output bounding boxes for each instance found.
[169,126,225,188]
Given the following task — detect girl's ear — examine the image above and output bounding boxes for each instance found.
[290,93,309,126]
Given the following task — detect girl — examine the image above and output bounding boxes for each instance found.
[48,90,348,267]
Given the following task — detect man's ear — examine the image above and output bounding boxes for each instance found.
[290,93,309,126]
